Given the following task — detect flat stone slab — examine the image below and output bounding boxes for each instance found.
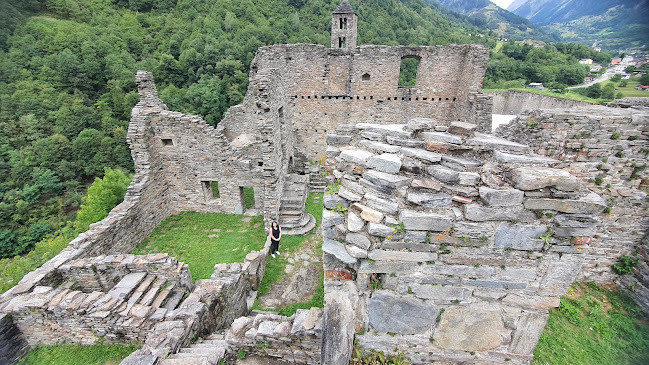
[367,223,394,237]
[368,291,438,335]
[356,123,412,138]
[407,191,452,208]
[367,249,436,262]
[441,155,483,168]
[448,121,477,136]
[363,170,411,189]
[422,131,462,145]
[364,192,399,214]
[347,211,365,232]
[524,192,606,214]
[400,147,442,162]
[433,308,508,351]
[404,117,435,131]
[326,134,352,146]
[345,233,371,250]
[359,140,401,153]
[464,204,536,222]
[339,149,374,165]
[411,285,472,302]
[323,239,357,266]
[399,210,453,231]
[411,178,442,191]
[479,186,524,207]
[323,209,345,227]
[366,153,402,173]
[494,150,559,165]
[467,133,529,153]
[108,272,147,299]
[338,186,362,201]
[427,165,459,183]
[351,203,385,223]
[494,222,547,251]
[510,167,579,191]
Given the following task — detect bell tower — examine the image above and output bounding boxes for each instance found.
[331,0,357,50]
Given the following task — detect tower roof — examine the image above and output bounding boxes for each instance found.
[333,0,355,14]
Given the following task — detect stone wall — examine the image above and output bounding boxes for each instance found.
[495,106,649,284]
[0,314,28,365]
[321,119,605,364]
[245,43,490,160]
[489,90,593,115]
[226,308,323,364]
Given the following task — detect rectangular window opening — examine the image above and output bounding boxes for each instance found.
[202,181,220,200]
[240,186,255,210]
[398,56,420,87]
[338,37,346,48]
[161,138,174,146]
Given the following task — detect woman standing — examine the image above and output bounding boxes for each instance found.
[270,221,282,258]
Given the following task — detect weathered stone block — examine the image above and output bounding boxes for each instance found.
[338,186,362,202]
[508,313,550,355]
[367,249,436,262]
[406,191,452,208]
[324,194,348,210]
[454,221,495,239]
[411,178,442,191]
[524,192,606,214]
[422,131,462,145]
[458,172,480,185]
[433,308,508,351]
[356,123,412,138]
[464,204,535,222]
[359,140,401,153]
[365,153,401,173]
[404,118,435,132]
[364,193,399,214]
[351,203,385,223]
[400,147,442,162]
[368,291,438,335]
[479,186,524,207]
[410,285,471,302]
[441,155,483,168]
[367,223,394,238]
[326,134,352,146]
[347,211,364,232]
[323,209,344,228]
[427,165,460,183]
[362,170,411,189]
[338,149,374,165]
[467,133,529,153]
[345,233,371,250]
[510,167,579,191]
[494,222,547,251]
[493,150,559,165]
[399,210,453,231]
[448,121,477,136]
[323,239,357,266]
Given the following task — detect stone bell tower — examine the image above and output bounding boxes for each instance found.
[331,0,358,50]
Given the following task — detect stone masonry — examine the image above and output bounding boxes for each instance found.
[321,119,606,364]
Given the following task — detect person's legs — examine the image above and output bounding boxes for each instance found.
[270,240,279,256]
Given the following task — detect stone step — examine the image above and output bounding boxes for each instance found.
[281,213,316,235]
[180,347,226,357]
[139,278,165,306]
[197,339,227,347]
[107,272,147,301]
[279,209,303,216]
[119,274,156,316]
[151,282,175,309]
[165,351,223,364]
[164,290,185,311]
[158,357,210,365]
[206,333,226,341]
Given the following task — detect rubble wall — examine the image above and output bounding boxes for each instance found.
[489,90,593,115]
[321,120,605,364]
[0,314,28,365]
[495,106,649,284]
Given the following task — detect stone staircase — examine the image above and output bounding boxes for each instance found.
[308,168,328,192]
[278,174,315,235]
[159,332,228,365]
[104,272,186,319]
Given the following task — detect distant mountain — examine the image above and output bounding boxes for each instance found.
[508,0,649,51]
[429,0,550,40]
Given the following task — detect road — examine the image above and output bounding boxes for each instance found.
[566,69,613,89]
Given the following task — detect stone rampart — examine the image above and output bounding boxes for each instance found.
[489,90,594,115]
[321,119,605,364]
[495,106,649,284]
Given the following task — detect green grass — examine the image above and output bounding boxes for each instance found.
[254,192,324,316]
[602,79,649,98]
[533,282,649,365]
[132,211,266,281]
[243,187,255,209]
[17,343,140,365]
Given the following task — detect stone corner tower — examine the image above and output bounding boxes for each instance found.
[331,0,358,50]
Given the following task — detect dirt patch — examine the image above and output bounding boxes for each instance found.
[258,236,322,309]
[241,217,252,223]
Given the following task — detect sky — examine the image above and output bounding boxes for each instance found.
[491,0,516,9]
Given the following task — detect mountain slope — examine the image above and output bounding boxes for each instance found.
[430,0,549,40]
[508,0,649,50]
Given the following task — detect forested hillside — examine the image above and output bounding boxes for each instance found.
[0,0,488,259]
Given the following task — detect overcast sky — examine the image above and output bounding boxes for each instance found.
[491,0,516,9]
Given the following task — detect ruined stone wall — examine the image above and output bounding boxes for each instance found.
[226,308,323,364]
[247,44,490,160]
[489,90,593,115]
[495,106,649,284]
[0,314,28,365]
[321,119,605,364]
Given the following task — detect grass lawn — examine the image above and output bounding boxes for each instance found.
[602,79,649,98]
[17,343,139,365]
[254,192,324,316]
[132,212,266,281]
[533,282,649,365]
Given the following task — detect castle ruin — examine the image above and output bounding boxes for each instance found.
[0,1,647,364]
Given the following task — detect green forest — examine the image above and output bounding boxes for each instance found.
[0,0,617,264]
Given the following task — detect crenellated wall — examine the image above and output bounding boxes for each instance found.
[321,119,606,364]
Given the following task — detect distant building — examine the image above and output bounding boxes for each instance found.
[622,56,634,63]
[622,74,631,80]
[579,58,593,65]
[529,82,545,90]
[636,85,649,91]
[591,65,602,73]
[611,58,622,65]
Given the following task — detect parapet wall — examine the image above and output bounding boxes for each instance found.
[495,105,649,284]
[489,90,593,115]
[320,119,605,364]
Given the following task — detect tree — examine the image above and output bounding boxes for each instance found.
[610,73,622,82]
[586,83,602,98]
[639,74,649,85]
[74,167,132,232]
[601,84,616,100]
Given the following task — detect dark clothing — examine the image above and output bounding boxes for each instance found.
[271,226,281,254]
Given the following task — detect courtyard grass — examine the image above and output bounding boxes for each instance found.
[533,282,649,365]
[602,79,649,98]
[132,211,266,281]
[17,343,140,365]
[254,192,324,316]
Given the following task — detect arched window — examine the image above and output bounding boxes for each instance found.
[362,73,370,81]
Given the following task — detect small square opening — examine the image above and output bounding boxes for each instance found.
[161,138,174,146]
